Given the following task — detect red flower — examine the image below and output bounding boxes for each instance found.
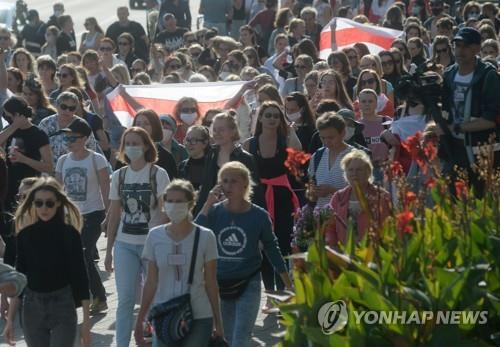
[405,191,417,205]
[425,177,437,189]
[285,148,311,179]
[390,161,404,177]
[401,132,435,174]
[423,139,438,162]
[454,180,468,199]
[396,210,414,234]
[401,132,422,159]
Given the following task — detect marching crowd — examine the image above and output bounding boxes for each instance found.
[0,0,499,346]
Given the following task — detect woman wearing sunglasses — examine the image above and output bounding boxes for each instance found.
[178,125,211,190]
[48,64,90,105]
[115,33,138,71]
[353,69,395,119]
[243,101,301,309]
[3,177,91,347]
[38,91,99,168]
[173,97,202,143]
[0,96,53,212]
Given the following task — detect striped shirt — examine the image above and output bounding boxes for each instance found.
[308,146,353,207]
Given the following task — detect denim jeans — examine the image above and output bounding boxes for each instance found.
[82,210,106,302]
[22,286,77,347]
[114,241,145,347]
[152,317,213,347]
[221,273,261,347]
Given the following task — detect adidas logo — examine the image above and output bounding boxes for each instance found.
[222,233,242,247]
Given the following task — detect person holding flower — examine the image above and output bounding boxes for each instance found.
[327,150,391,246]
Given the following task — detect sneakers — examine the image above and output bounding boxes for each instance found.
[90,298,108,315]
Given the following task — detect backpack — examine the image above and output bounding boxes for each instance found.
[59,151,102,188]
[118,164,159,209]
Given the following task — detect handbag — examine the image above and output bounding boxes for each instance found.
[148,227,200,344]
[218,268,260,300]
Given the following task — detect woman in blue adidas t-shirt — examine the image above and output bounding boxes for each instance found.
[196,161,292,347]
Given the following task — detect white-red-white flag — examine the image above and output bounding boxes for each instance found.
[106,81,246,127]
[319,18,404,59]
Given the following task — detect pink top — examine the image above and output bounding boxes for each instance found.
[360,116,391,163]
[327,185,392,246]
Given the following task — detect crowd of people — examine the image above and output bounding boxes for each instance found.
[0,0,499,346]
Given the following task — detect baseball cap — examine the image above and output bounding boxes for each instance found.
[59,118,92,137]
[159,114,177,131]
[337,108,361,125]
[453,27,481,45]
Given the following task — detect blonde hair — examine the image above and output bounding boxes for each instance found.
[341,149,374,183]
[111,64,131,85]
[218,161,254,201]
[164,179,197,209]
[15,177,83,233]
[212,112,240,142]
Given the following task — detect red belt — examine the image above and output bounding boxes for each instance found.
[261,174,300,228]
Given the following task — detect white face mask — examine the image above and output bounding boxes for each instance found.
[287,111,302,123]
[162,128,173,141]
[344,126,355,141]
[124,146,143,160]
[180,113,197,125]
[164,202,190,223]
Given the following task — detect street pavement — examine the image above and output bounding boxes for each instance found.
[0,235,284,346]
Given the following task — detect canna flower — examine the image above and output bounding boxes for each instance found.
[285,148,311,179]
[454,180,468,199]
[396,210,414,234]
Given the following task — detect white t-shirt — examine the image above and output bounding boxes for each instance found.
[109,163,170,245]
[56,151,108,214]
[142,224,218,319]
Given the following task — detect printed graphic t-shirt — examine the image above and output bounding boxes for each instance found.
[109,163,170,245]
[56,151,108,214]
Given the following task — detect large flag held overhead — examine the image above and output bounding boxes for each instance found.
[106,81,246,127]
[319,18,404,59]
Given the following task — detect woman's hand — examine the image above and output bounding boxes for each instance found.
[213,321,224,338]
[207,185,224,206]
[104,251,113,273]
[80,320,91,347]
[2,319,15,346]
[134,319,146,346]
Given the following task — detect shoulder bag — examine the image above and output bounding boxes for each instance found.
[148,227,200,343]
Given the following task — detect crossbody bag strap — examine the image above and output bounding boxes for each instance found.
[187,227,200,286]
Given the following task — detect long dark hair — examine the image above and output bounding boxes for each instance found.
[254,101,289,139]
[285,92,315,128]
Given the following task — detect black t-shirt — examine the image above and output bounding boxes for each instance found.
[5,126,50,209]
[154,28,188,51]
[56,31,77,56]
[20,22,47,54]
[83,111,104,136]
[106,21,148,61]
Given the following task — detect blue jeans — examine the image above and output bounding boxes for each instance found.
[114,241,145,347]
[221,273,261,347]
[153,317,213,347]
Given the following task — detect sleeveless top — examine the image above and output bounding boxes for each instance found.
[249,135,288,179]
[82,32,98,50]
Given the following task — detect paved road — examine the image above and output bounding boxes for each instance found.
[0,235,284,346]
[24,0,203,43]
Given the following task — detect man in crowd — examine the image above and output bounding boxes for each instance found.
[17,10,46,56]
[441,27,500,191]
[199,0,233,35]
[154,13,188,52]
[106,7,149,61]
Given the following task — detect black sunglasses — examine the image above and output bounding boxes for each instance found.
[181,107,197,113]
[361,78,376,86]
[34,199,57,208]
[57,72,70,78]
[59,104,77,111]
[169,64,181,69]
[263,113,281,119]
[381,60,394,67]
[436,48,448,54]
[99,46,113,52]
[184,138,206,145]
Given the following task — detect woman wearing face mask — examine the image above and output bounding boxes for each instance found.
[132,109,178,180]
[284,92,316,152]
[0,96,54,212]
[105,127,170,347]
[243,102,300,304]
[178,126,211,190]
[173,97,202,143]
[196,161,292,347]
[134,179,224,347]
[3,177,91,347]
[159,114,188,165]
